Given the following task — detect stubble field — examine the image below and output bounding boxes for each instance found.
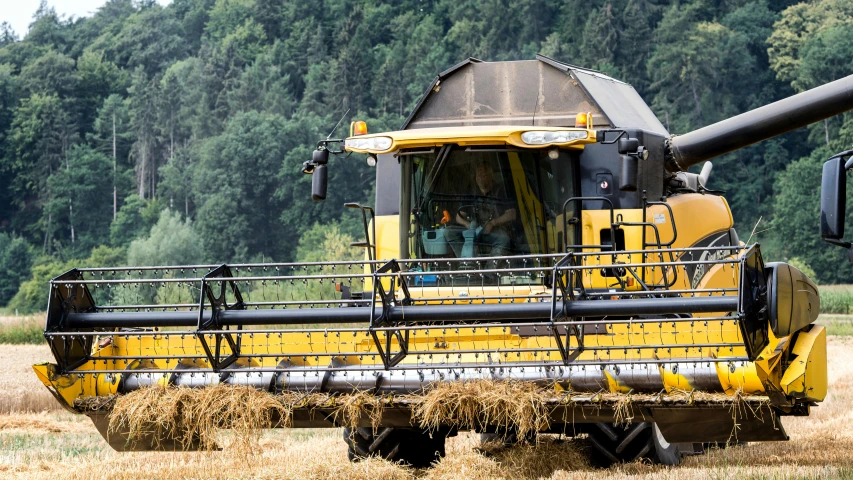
[1,316,852,479]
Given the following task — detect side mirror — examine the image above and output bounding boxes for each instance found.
[617,137,644,192]
[312,164,328,201]
[820,157,845,241]
[619,155,637,191]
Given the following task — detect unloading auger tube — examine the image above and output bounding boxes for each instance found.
[666,73,853,172]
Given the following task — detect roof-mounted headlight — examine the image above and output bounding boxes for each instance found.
[521,130,588,145]
[345,136,393,151]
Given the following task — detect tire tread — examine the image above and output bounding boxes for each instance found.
[586,422,680,467]
[344,427,445,468]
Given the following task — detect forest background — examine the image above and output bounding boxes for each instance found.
[0,0,852,313]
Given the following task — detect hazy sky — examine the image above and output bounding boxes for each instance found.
[2,1,173,38]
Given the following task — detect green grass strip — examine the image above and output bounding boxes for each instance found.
[0,316,43,344]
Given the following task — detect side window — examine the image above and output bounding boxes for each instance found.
[542,152,578,252]
[503,150,577,255]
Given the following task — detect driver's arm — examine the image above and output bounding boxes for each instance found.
[485,208,517,233]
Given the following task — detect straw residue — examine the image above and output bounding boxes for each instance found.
[108,384,289,451]
[75,395,116,412]
[331,390,383,431]
[92,382,769,452]
[612,394,635,426]
[476,435,589,476]
[411,379,550,440]
[725,388,773,444]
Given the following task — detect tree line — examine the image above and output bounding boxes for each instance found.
[0,0,852,313]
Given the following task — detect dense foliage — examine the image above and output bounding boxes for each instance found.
[0,0,852,312]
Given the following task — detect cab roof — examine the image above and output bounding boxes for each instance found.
[402,55,668,136]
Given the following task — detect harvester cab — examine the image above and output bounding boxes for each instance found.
[34,56,853,468]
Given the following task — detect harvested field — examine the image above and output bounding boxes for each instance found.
[0,343,58,414]
[0,333,851,478]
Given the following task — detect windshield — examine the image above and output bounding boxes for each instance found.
[405,146,577,269]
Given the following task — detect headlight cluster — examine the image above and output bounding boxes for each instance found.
[345,136,393,151]
[521,130,588,145]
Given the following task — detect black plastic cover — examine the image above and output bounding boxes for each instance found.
[738,246,770,361]
[766,262,820,337]
[821,157,846,240]
[312,165,328,201]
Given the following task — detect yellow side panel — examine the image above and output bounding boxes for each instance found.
[33,362,121,408]
[646,194,734,251]
[374,215,400,261]
[578,209,644,289]
[781,325,827,401]
[575,195,733,291]
[575,194,733,259]
[365,215,401,290]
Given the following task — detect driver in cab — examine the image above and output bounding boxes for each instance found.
[444,161,517,257]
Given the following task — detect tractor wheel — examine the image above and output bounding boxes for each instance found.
[343,427,445,468]
[585,422,681,467]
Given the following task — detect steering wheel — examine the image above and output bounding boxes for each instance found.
[456,205,475,222]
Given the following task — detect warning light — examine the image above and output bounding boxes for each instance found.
[351,121,368,136]
[575,112,588,128]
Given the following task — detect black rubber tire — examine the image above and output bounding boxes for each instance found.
[651,423,681,465]
[585,422,681,467]
[343,427,445,468]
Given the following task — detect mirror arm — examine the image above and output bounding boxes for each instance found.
[824,237,852,249]
[317,138,346,155]
[828,147,853,161]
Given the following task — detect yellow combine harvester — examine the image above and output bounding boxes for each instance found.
[35,57,852,467]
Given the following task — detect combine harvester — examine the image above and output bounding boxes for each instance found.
[34,56,852,467]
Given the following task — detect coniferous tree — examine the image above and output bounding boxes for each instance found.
[0,22,17,47]
[581,2,620,72]
[619,0,653,93]
[90,94,134,220]
[127,67,159,199]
